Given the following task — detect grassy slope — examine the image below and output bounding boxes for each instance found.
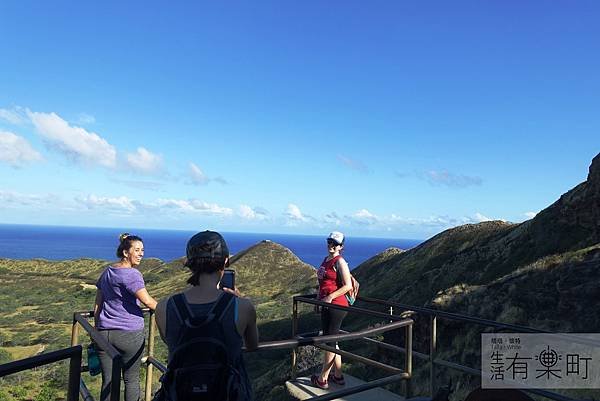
[346,155,600,399]
[0,241,316,401]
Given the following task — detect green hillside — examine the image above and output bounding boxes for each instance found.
[0,241,316,401]
[349,153,600,399]
[355,153,600,309]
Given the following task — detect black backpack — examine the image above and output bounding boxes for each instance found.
[154,292,247,401]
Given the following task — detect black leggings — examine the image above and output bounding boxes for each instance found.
[321,307,347,346]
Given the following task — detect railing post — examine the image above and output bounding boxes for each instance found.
[291,298,298,380]
[430,315,437,397]
[71,313,80,347]
[67,345,82,401]
[145,312,156,401]
[404,322,413,398]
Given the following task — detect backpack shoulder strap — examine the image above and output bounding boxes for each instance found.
[333,256,344,286]
[172,293,192,324]
[209,292,235,323]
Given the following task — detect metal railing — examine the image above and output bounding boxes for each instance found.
[0,345,82,401]
[71,311,123,401]
[289,294,414,400]
[141,300,414,401]
[355,295,588,401]
[7,292,587,401]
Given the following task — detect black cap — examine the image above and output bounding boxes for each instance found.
[186,231,229,260]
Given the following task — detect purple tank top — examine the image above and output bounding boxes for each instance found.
[96,266,146,331]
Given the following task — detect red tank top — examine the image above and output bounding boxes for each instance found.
[317,255,349,307]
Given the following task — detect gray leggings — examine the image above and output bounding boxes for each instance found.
[96,329,145,401]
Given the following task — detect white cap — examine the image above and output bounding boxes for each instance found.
[327,231,345,245]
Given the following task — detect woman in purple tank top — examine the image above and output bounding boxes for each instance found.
[93,233,158,401]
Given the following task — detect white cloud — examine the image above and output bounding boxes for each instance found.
[473,212,492,222]
[285,203,309,224]
[155,198,196,212]
[0,190,56,207]
[349,208,379,225]
[189,163,210,185]
[0,131,43,167]
[421,170,483,188]
[337,154,369,173]
[238,205,269,221]
[126,147,164,175]
[157,198,233,216]
[189,200,233,215]
[384,211,502,229]
[77,194,138,213]
[27,110,117,168]
[0,107,28,125]
[524,211,537,219]
[324,211,342,226]
[187,163,228,186]
[74,194,233,217]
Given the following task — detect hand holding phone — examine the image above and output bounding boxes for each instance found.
[219,269,235,290]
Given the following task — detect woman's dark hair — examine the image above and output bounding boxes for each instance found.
[184,230,229,286]
[116,233,143,258]
[185,257,229,286]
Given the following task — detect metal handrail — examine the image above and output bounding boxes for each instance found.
[70,291,591,401]
[141,300,414,401]
[0,345,82,401]
[359,296,549,332]
[291,295,415,399]
[353,296,587,401]
[72,312,123,401]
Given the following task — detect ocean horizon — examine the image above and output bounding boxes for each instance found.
[0,224,422,269]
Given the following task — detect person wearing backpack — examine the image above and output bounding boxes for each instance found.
[311,231,353,390]
[154,230,258,401]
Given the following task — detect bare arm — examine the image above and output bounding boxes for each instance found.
[154,298,168,343]
[93,289,103,328]
[324,258,352,302]
[135,288,158,310]
[238,298,259,351]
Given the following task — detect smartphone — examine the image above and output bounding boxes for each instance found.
[219,268,235,290]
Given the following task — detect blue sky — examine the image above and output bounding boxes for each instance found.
[0,1,598,239]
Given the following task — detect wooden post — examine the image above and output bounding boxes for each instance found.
[405,322,413,398]
[430,315,437,397]
[291,299,298,380]
[145,312,156,401]
[71,314,80,347]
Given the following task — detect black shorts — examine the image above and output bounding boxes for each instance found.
[321,306,347,346]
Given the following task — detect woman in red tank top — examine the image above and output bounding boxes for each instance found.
[311,231,353,389]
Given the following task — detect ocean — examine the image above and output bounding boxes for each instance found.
[0,224,422,269]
